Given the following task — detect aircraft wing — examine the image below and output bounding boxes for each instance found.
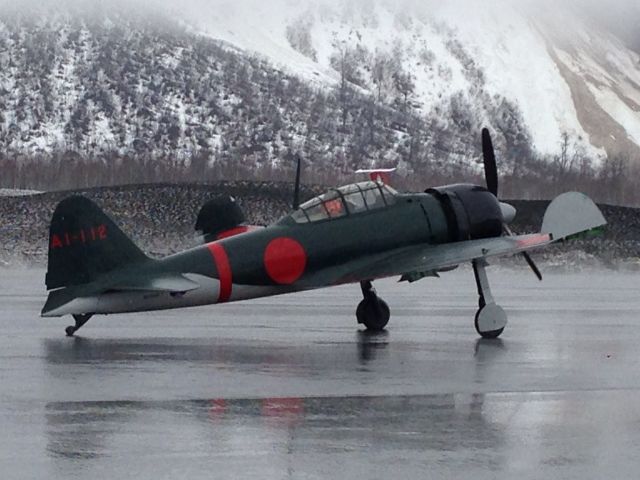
[335,233,554,285]
[301,192,606,287]
[297,233,553,287]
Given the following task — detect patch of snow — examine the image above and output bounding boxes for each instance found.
[0,189,41,197]
[431,0,597,157]
[555,41,640,152]
[588,84,640,146]
[176,0,338,87]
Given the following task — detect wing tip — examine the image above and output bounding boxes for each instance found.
[542,192,607,241]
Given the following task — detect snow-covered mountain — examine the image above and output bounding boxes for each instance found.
[0,0,639,190]
[172,0,640,161]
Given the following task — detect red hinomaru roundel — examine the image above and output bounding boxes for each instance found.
[263,237,307,285]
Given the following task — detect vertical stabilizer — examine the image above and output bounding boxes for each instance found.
[46,196,149,290]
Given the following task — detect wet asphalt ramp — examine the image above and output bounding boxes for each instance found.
[1,268,640,479]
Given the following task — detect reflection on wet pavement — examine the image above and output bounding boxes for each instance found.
[45,393,500,464]
[41,391,640,479]
[2,269,640,479]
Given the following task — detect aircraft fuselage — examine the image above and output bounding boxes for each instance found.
[43,182,509,318]
[44,193,451,316]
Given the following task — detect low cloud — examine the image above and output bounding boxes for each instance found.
[1,0,638,47]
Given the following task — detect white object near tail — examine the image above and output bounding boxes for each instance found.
[541,192,607,240]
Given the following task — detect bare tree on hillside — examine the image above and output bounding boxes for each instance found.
[393,70,415,113]
[372,50,393,103]
[330,41,369,130]
[600,154,629,205]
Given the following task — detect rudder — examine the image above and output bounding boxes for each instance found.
[46,196,149,289]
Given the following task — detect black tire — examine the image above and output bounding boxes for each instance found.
[474,310,504,339]
[357,297,390,332]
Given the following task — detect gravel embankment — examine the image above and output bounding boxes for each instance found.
[1,183,638,269]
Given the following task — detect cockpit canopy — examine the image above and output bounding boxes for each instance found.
[289,181,398,224]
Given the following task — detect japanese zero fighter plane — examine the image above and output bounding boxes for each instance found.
[42,129,606,338]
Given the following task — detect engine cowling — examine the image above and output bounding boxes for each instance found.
[426,184,504,241]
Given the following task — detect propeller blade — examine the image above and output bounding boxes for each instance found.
[483,129,538,280]
[292,155,302,210]
[522,251,543,281]
[481,128,499,197]
[503,224,543,281]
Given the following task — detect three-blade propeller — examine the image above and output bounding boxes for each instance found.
[481,128,542,281]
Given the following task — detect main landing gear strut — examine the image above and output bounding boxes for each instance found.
[65,314,93,337]
[356,280,390,332]
[472,259,507,339]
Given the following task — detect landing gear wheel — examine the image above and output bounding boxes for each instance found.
[357,297,390,332]
[474,304,506,339]
[66,314,93,337]
[472,260,508,339]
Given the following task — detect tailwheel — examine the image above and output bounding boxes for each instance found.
[66,314,93,337]
[357,281,390,332]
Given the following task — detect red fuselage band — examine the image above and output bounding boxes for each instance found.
[207,243,233,303]
[216,226,252,240]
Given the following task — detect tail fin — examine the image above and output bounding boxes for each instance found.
[46,196,148,290]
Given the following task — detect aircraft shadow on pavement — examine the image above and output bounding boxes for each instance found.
[43,333,393,369]
[43,333,505,369]
[474,338,507,359]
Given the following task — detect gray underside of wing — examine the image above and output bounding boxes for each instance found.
[347,235,552,282]
[302,234,553,287]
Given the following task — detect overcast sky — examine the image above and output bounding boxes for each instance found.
[2,0,638,19]
[0,0,638,48]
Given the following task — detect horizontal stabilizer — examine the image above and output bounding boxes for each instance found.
[541,192,607,241]
[110,275,200,293]
[41,274,201,317]
[355,168,397,174]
